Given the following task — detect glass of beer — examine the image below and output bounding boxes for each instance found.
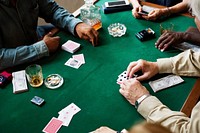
[25,64,43,87]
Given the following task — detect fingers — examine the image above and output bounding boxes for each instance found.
[155,32,173,51]
[127,62,137,77]
[83,28,98,46]
[136,72,149,81]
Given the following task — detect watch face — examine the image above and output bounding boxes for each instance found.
[135,101,139,109]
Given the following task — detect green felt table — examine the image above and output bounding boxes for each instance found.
[0,1,197,132]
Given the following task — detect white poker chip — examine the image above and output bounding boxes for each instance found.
[44,74,64,89]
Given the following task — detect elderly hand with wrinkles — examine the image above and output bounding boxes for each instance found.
[119,78,149,105]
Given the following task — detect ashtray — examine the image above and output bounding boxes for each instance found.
[108,23,126,37]
[44,74,64,89]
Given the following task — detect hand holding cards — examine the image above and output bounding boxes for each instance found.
[116,70,142,84]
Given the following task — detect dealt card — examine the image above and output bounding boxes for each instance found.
[65,58,82,69]
[72,54,85,64]
[42,117,63,133]
[58,103,81,126]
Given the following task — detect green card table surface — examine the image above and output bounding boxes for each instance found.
[0,0,197,132]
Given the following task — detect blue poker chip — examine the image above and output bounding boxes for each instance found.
[44,74,64,89]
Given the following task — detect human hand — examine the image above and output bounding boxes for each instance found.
[90,126,116,133]
[119,79,149,105]
[75,22,99,46]
[132,6,142,18]
[155,31,185,51]
[43,32,60,53]
[142,9,163,21]
[142,8,170,21]
[127,59,159,81]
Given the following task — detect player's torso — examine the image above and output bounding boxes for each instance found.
[0,0,39,48]
[145,0,182,6]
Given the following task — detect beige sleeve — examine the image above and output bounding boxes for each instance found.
[138,96,200,133]
[157,50,200,77]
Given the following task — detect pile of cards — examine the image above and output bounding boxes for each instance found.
[61,40,80,54]
[149,75,184,92]
[65,54,85,69]
[43,103,81,133]
[12,70,28,94]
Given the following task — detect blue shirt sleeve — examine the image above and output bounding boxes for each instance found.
[0,40,49,70]
[38,0,83,35]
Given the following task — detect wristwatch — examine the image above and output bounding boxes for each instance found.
[135,94,150,109]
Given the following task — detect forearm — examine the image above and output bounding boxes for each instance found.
[38,0,82,35]
[157,50,200,77]
[129,0,141,8]
[0,41,49,70]
[168,0,189,14]
[182,29,200,45]
[138,96,192,133]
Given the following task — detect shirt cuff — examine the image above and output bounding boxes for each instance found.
[32,40,49,59]
[157,58,173,73]
[69,18,83,36]
[137,96,163,119]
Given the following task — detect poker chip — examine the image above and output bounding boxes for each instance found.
[44,74,64,89]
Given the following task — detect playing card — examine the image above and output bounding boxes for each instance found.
[65,58,82,69]
[149,75,184,92]
[72,54,85,64]
[61,40,80,54]
[116,71,129,84]
[58,103,81,126]
[42,117,63,133]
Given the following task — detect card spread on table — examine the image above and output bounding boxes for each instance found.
[65,54,85,69]
[61,40,80,54]
[58,103,81,126]
[149,75,184,92]
[42,103,81,132]
[42,117,63,133]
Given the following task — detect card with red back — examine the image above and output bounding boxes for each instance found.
[42,117,63,133]
[61,40,80,53]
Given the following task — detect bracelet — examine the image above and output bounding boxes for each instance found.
[166,7,171,17]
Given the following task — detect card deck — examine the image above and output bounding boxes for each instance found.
[61,40,80,54]
[12,70,28,93]
[31,96,45,106]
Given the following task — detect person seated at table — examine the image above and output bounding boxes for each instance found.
[0,0,98,71]
[92,48,200,133]
[92,122,172,133]
[155,0,200,51]
[130,0,189,21]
